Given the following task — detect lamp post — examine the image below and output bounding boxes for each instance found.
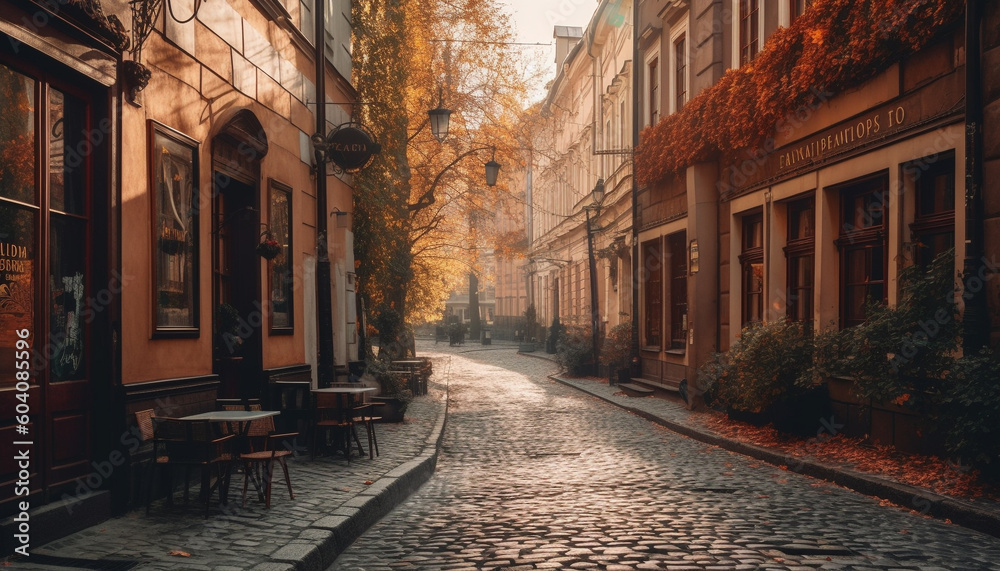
[586,178,605,379]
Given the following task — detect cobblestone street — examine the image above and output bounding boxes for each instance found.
[331,344,1000,571]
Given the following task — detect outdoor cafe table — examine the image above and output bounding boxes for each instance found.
[179,409,279,437]
[177,409,281,503]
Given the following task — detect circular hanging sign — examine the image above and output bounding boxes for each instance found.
[325,125,380,173]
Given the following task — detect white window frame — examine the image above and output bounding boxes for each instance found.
[730,0,765,70]
[643,47,660,128]
[669,20,690,115]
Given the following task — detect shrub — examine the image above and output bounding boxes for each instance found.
[600,320,632,370]
[366,356,413,411]
[940,348,1000,479]
[557,325,593,376]
[824,249,959,409]
[698,319,815,414]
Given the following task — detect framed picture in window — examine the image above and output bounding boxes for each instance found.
[268,179,293,333]
[150,121,200,336]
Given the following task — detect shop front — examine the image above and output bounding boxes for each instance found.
[0,0,124,539]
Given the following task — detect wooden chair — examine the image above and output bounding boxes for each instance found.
[311,392,364,460]
[154,417,235,517]
[135,409,173,514]
[351,395,381,459]
[239,415,296,508]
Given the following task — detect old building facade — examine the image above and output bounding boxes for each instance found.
[0,0,359,540]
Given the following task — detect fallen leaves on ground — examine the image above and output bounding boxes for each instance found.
[167,550,190,557]
[699,410,1000,503]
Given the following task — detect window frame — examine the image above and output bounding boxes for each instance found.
[642,238,663,349]
[907,152,955,268]
[738,0,760,66]
[784,196,815,325]
[673,33,687,113]
[149,120,201,338]
[739,211,764,327]
[267,179,294,334]
[835,173,889,328]
[667,231,688,350]
[646,53,659,127]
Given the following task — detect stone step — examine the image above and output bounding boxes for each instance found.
[629,377,682,393]
[618,383,654,397]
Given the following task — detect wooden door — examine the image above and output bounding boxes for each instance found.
[0,58,105,513]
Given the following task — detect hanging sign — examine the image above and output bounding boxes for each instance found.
[325,125,380,173]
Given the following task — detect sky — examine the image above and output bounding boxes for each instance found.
[501,0,597,101]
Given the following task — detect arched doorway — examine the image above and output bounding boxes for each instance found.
[211,109,268,399]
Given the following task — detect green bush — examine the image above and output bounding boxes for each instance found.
[939,348,1000,479]
[697,319,815,414]
[557,325,593,376]
[827,249,959,408]
[600,320,632,370]
[366,356,413,410]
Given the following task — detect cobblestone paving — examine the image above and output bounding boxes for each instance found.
[332,343,1000,571]
[9,385,446,570]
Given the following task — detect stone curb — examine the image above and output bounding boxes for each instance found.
[549,373,1000,541]
[267,385,450,571]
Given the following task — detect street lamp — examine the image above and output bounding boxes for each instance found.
[586,178,606,379]
[427,96,502,186]
[485,148,501,187]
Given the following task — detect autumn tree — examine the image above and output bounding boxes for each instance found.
[352,0,540,328]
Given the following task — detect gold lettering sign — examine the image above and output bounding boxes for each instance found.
[779,106,906,170]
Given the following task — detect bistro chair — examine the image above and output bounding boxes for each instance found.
[311,392,364,461]
[239,415,297,508]
[135,409,173,514]
[153,417,235,517]
[352,395,381,459]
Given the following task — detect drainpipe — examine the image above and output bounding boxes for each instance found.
[314,0,335,384]
[630,0,640,373]
[962,0,988,352]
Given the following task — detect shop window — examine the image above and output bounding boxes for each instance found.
[642,239,662,348]
[269,180,293,332]
[784,197,814,325]
[667,231,688,349]
[907,152,955,268]
[837,174,889,328]
[739,0,759,66]
[740,211,763,326]
[150,122,200,335]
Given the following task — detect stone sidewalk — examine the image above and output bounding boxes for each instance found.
[525,351,1000,542]
[5,379,448,571]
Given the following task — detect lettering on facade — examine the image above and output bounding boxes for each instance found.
[779,106,906,170]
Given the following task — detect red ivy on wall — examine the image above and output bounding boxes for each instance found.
[635,0,964,187]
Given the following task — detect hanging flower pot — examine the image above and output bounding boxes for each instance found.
[256,230,282,260]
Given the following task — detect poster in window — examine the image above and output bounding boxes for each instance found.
[269,180,293,332]
[150,123,199,335]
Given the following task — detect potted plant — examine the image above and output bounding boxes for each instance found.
[600,320,632,385]
[518,304,538,352]
[368,357,413,422]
